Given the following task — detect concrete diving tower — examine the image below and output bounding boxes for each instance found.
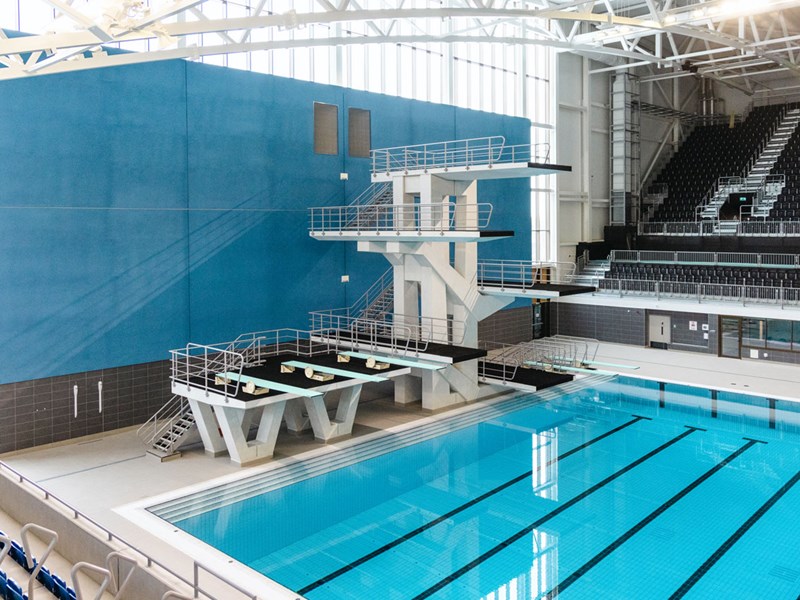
[309,135,585,412]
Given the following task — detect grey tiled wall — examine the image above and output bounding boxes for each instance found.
[478,305,533,345]
[0,360,172,455]
[658,311,713,353]
[551,304,646,345]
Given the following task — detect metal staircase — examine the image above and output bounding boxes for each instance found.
[345,182,393,229]
[137,395,196,460]
[572,259,610,286]
[361,283,394,322]
[698,108,800,222]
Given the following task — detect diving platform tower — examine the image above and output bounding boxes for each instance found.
[309,136,575,411]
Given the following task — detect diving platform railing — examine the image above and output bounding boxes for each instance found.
[370,136,551,175]
[309,310,466,347]
[171,322,435,401]
[597,279,800,308]
[477,260,578,289]
[309,201,494,235]
[479,336,596,384]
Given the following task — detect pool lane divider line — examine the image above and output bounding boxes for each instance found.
[297,414,648,595]
[669,469,800,599]
[410,426,702,600]
[545,438,761,599]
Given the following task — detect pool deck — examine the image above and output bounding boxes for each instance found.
[1,343,798,598]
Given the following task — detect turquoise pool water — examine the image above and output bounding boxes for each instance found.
[163,377,800,599]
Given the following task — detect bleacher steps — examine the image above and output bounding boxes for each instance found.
[700,108,800,221]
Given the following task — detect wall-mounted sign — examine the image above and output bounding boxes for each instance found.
[689,321,698,331]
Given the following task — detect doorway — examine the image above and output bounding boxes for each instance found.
[719,316,742,359]
[648,314,671,349]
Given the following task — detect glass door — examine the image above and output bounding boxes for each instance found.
[719,317,741,358]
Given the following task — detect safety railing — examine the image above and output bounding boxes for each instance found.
[309,202,494,234]
[228,328,334,361]
[610,250,800,267]
[347,181,392,207]
[308,315,423,355]
[550,335,600,365]
[597,279,800,308]
[477,260,577,289]
[170,343,247,401]
[478,341,521,383]
[310,310,465,348]
[136,394,190,449]
[639,220,800,237]
[0,461,259,600]
[340,267,394,321]
[370,136,551,174]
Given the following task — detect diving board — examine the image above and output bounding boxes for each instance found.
[217,372,322,398]
[342,351,445,371]
[282,360,389,383]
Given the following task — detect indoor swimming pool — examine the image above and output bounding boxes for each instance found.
[152,376,800,599]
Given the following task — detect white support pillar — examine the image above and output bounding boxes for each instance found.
[303,384,363,442]
[213,401,288,466]
[283,398,311,433]
[188,399,226,457]
[422,369,456,411]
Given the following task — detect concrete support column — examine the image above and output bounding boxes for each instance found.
[304,384,363,441]
[188,399,226,457]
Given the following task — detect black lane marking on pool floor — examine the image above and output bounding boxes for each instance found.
[669,469,800,599]
[297,414,648,595]
[545,438,759,599]
[411,426,701,600]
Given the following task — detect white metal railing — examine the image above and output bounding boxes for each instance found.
[639,220,800,236]
[309,311,465,348]
[370,136,551,174]
[347,181,392,207]
[339,267,394,321]
[477,260,578,290]
[308,315,424,355]
[136,395,190,450]
[309,202,494,234]
[170,343,247,401]
[0,461,258,600]
[597,279,800,308]
[170,330,339,400]
[610,250,800,267]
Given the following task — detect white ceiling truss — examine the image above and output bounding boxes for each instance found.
[2,0,800,96]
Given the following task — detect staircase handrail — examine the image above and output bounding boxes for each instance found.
[170,343,247,400]
[136,395,189,448]
[347,182,392,207]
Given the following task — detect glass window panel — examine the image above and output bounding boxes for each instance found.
[742,318,766,348]
[766,319,792,350]
[348,108,371,158]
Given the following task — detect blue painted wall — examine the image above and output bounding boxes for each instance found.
[0,60,530,383]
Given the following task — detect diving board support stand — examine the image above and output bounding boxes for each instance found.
[213,401,288,466]
[188,399,227,457]
[304,384,364,442]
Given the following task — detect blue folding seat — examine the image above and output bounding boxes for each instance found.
[6,578,26,600]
